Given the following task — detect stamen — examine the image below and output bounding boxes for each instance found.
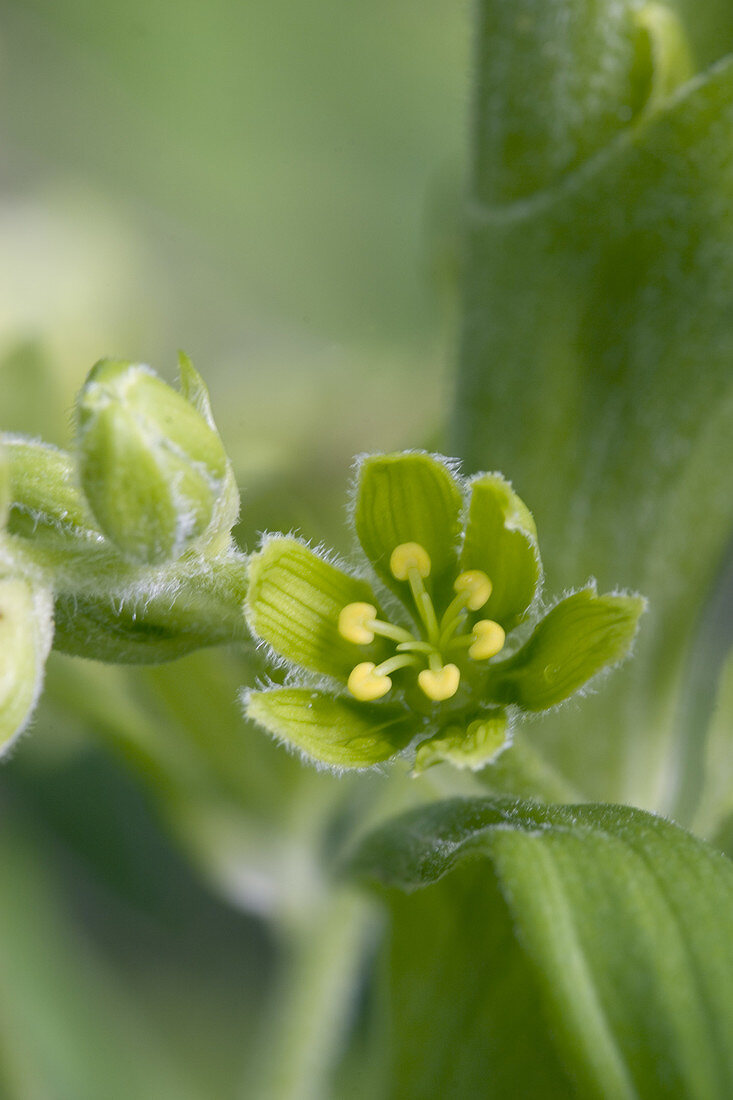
[396,639,436,655]
[469,619,506,661]
[438,601,468,647]
[371,620,415,644]
[347,662,392,701]
[374,654,420,677]
[438,570,493,647]
[339,603,378,644]
[339,603,413,645]
[388,544,440,642]
[390,542,431,580]
[418,664,461,702]
[410,577,440,644]
[454,570,492,611]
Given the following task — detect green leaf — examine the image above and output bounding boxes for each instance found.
[245,537,385,680]
[0,578,53,754]
[456,17,733,809]
[489,588,646,711]
[413,710,508,774]
[351,797,733,1099]
[693,649,733,842]
[471,0,691,205]
[635,4,694,111]
[353,452,463,604]
[460,473,541,630]
[246,688,415,768]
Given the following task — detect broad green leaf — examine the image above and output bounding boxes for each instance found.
[353,453,463,605]
[456,19,733,808]
[0,579,53,755]
[246,688,415,768]
[662,1,733,70]
[460,473,540,630]
[245,537,384,681]
[471,0,690,204]
[693,648,733,842]
[636,5,694,110]
[351,797,733,1099]
[488,588,646,711]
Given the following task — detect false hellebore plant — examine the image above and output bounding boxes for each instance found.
[244,452,644,772]
[0,360,644,776]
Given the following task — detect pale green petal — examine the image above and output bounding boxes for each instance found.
[489,588,646,711]
[461,474,541,630]
[246,688,415,768]
[245,537,384,680]
[354,452,463,603]
[413,710,508,774]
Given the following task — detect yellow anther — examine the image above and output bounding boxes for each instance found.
[418,664,460,702]
[390,542,431,581]
[454,570,493,611]
[338,602,377,645]
[469,619,506,661]
[347,662,392,701]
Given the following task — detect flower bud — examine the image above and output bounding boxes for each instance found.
[0,578,53,755]
[1,436,107,574]
[76,358,237,565]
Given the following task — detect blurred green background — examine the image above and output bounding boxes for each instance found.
[0,1,469,1095]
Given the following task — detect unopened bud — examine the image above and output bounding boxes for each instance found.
[1,436,105,564]
[76,357,237,565]
[0,578,53,755]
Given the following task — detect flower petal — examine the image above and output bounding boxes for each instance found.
[354,452,463,603]
[460,474,542,630]
[413,709,508,774]
[245,537,385,680]
[245,688,416,768]
[487,588,646,711]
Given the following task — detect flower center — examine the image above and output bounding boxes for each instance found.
[339,543,505,702]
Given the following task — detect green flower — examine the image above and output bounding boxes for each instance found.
[243,452,646,772]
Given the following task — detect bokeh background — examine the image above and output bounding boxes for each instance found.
[0,1,469,1095]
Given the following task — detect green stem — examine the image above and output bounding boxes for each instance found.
[249,890,377,1100]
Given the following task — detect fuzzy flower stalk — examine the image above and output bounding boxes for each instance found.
[244,452,646,772]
